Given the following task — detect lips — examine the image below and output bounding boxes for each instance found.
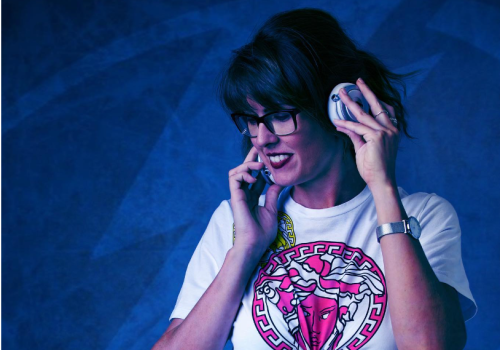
[267,153,293,169]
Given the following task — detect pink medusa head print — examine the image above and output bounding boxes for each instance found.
[252,242,387,350]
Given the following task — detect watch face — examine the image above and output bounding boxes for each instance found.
[409,217,421,239]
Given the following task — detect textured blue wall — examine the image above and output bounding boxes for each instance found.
[3,0,500,349]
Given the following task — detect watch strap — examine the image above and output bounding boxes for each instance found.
[376,221,407,242]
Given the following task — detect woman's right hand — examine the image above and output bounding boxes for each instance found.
[229,147,284,260]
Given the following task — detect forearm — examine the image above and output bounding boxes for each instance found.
[371,183,466,350]
[153,247,260,350]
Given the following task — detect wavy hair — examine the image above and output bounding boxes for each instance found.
[216,8,417,157]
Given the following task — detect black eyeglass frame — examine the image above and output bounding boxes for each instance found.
[230,109,300,138]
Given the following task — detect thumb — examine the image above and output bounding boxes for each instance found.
[264,184,285,214]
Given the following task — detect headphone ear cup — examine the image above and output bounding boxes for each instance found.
[328,83,370,124]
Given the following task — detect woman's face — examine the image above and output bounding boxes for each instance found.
[247,98,345,188]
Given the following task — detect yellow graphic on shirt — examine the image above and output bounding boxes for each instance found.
[233,211,295,267]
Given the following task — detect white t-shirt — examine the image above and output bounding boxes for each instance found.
[170,185,477,350]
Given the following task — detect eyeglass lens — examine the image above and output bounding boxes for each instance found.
[235,111,295,137]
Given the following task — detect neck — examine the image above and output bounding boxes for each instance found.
[291,155,366,209]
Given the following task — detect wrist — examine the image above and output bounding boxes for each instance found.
[367,173,396,190]
[369,180,398,201]
[370,182,408,225]
[227,245,263,273]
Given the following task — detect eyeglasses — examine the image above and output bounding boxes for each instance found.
[231,109,300,138]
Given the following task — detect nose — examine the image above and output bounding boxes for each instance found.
[254,123,279,148]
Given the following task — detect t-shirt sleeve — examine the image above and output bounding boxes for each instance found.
[169,200,233,321]
[416,194,477,321]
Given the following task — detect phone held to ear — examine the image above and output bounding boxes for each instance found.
[257,155,275,185]
[258,82,369,185]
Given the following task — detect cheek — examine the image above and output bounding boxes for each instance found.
[250,139,264,158]
[249,139,258,150]
[294,136,335,167]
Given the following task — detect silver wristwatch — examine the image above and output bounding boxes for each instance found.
[376,216,421,242]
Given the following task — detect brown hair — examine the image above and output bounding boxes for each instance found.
[216,8,416,157]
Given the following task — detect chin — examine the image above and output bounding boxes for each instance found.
[272,175,299,187]
[272,180,292,187]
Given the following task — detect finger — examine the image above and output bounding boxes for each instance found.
[335,126,365,153]
[380,100,395,117]
[249,172,267,202]
[229,172,257,192]
[355,78,387,122]
[264,184,285,214]
[338,87,383,130]
[228,161,264,177]
[378,101,399,131]
[244,146,259,163]
[332,119,375,139]
[356,79,399,131]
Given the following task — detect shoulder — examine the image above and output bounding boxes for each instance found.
[398,187,457,224]
[398,188,461,245]
[209,199,234,227]
[199,200,235,260]
[216,199,233,215]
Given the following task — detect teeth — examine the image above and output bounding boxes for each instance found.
[269,154,290,163]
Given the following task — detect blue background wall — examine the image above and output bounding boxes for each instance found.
[3,0,500,349]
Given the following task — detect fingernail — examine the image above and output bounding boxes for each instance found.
[358,77,364,84]
[340,88,346,95]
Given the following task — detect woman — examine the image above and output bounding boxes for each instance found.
[153,8,476,350]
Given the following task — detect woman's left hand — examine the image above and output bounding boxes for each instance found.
[332,78,400,189]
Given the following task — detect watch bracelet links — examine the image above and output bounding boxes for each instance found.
[376,221,407,242]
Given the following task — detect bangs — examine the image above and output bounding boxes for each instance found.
[217,40,321,116]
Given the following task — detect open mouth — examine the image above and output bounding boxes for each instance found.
[268,153,293,169]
